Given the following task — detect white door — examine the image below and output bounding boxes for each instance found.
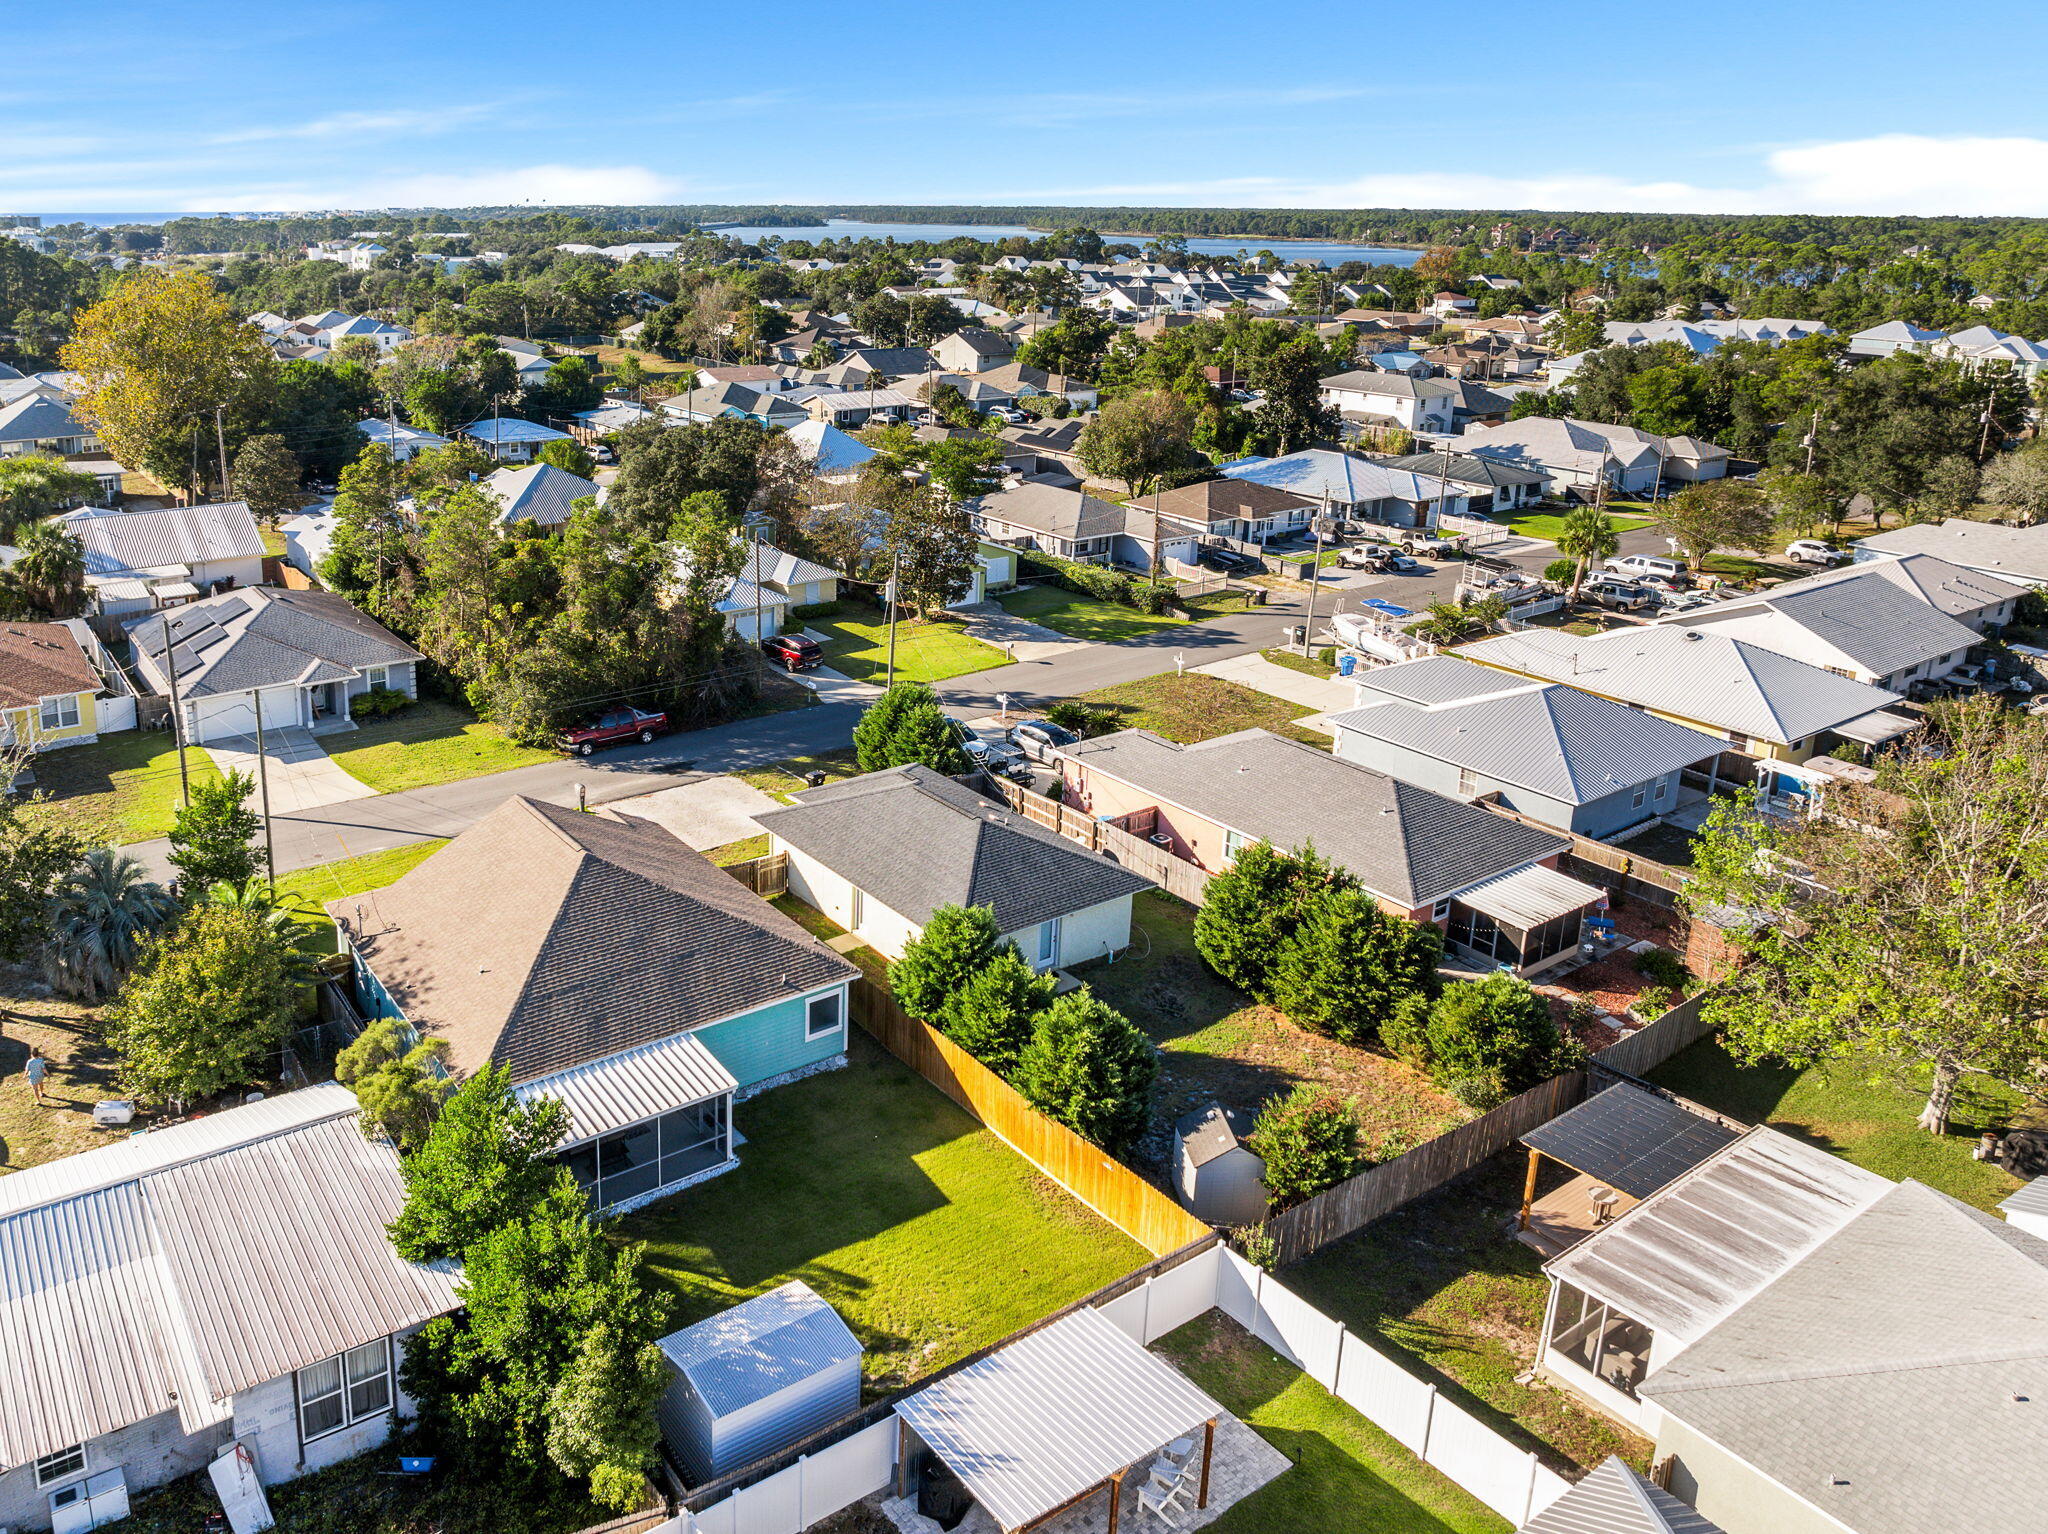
[849,887,865,934]
[1035,917,1062,970]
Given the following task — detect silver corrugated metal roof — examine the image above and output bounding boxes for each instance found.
[517,1031,737,1147]
[1547,1127,1889,1343]
[1453,862,1606,929]
[0,1086,461,1468]
[2001,1176,2048,1222]
[895,1306,1222,1532]
[1518,1457,1724,1534]
[67,503,264,580]
[659,1281,861,1418]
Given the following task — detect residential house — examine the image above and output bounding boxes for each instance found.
[0,620,106,752]
[1126,478,1316,556]
[1854,516,2048,587]
[999,417,1091,479]
[1057,727,1604,974]
[1458,626,1906,760]
[930,329,1016,374]
[1845,319,1945,359]
[1655,553,2022,691]
[1659,435,1732,483]
[785,418,877,481]
[1330,656,1725,837]
[975,362,1099,411]
[333,795,861,1213]
[570,400,658,444]
[355,418,451,461]
[661,383,808,431]
[1534,1122,2048,1534]
[1218,449,1470,530]
[0,1088,463,1533]
[759,765,1154,970]
[825,347,936,382]
[1937,324,2048,377]
[1427,291,1477,318]
[493,337,557,389]
[279,508,336,580]
[1318,370,1461,435]
[456,416,575,463]
[0,395,100,460]
[66,502,267,616]
[694,364,796,393]
[127,586,422,743]
[1457,417,1727,497]
[1450,379,1516,429]
[970,480,1133,564]
[483,462,598,530]
[675,542,842,642]
[802,389,915,429]
[1371,450,1545,513]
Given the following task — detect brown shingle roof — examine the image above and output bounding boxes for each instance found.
[0,622,99,711]
[1130,478,1314,528]
[333,797,857,1083]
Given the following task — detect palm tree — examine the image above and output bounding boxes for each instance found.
[8,520,88,618]
[1553,504,1620,602]
[202,881,325,988]
[43,848,180,1001]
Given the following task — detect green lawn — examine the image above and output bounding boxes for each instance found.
[733,747,861,804]
[321,700,562,793]
[1286,1155,1651,1476]
[997,583,1190,642]
[278,839,449,955]
[704,833,769,866]
[1154,1313,1510,1534]
[1078,672,1325,747]
[22,730,223,844]
[1494,508,1652,543]
[1261,646,1339,678]
[808,604,1013,685]
[620,1031,1145,1395]
[1651,1039,2026,1211]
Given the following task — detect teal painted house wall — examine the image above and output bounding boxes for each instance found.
[693,987,846,1090]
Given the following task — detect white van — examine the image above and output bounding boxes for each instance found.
[1605,553,1689,585]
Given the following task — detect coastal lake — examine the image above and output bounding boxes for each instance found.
[707,218,1421,266]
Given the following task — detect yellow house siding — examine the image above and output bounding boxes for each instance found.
[2,691,98,748]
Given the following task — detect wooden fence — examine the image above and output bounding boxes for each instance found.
[1589,985,1718,1078]
[990,778,1213,905]
[720,852,788,898]
[1476,796,1689,907]
[851,977,1213,1256]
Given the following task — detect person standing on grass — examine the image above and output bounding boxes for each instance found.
[24,1050,49,1103]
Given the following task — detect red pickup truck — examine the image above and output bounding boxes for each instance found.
[564,706,668,755]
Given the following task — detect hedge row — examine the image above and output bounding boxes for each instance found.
[1017,550,1177,615]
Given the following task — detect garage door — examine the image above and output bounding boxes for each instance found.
[187,696,260,744]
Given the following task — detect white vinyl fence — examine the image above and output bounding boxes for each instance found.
[672,1244,1571,1533]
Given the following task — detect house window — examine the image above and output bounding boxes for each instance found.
[806,991,843,1040]
[1431,898,1452,921]
[1456,766,1479,797]
[1222,828,1249,862]
[37,695,81,731]
[364,666,389,691]
[1631,785,1647,809]
[1653,776,1668,801]
[849,887,865,931]
[297,1339,391,1444]
[35,1446,86,1487]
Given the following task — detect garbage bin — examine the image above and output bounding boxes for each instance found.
[1338,653,1357,678]
[805,770,827,787]
[1286,624,1306,646]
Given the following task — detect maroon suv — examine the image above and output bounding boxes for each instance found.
[762,634,824,672]
[563,706,668,754]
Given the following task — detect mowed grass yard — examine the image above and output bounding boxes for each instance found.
[321,700,562,793]
[1651,1038,2026,1211]
[0,966,126,1175]
[997,584,1189,642]
[1076,672,1325,747]
[1493,507,1652,543]
[279,839,449,956]
[807,603,1013,685]
[23,730,223,844]
[1155,1313,1509,1534]
[620,1031,1144,1395]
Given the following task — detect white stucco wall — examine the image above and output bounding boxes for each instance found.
[0,1410,228,1532]
[1656,1418,1853,1534]
[999,893,1134,971]
[233,1325,425,1487]
[776,843,925,959]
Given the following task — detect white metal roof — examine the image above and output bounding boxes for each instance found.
[1517,1456,1725,1534]
[516,1031,737,1147]
[659,1281,861,1417]
[895,1306,1222,1532]
[1453,862,1606,930]
[1833,708,1921,745]
[0,1086,461,1469]
[2000,1176,2048,1224]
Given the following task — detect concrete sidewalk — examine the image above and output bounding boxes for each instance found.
[953,601,1091,663]
[1192,652,1358,712]
[205,728,379,814]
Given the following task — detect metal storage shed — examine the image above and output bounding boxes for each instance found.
[655,1281,863,1484]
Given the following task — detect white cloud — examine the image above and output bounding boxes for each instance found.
[209,105,504,145]
[1020,135,2048,217]
[198,163,689,211]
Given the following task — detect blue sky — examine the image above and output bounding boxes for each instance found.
[11,0,2048,217]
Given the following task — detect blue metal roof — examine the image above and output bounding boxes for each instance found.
[659,1281,861,1417]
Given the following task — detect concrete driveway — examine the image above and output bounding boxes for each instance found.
[604,774,784,850]
[204,728,379,814]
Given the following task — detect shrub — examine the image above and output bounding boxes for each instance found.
[1266,885,1442,1045]
[336,1017,451,1149]
[1018,550,1154,610]
[349,684,412,721]
[891,904,1001,1021]
[1012,989,1158,1155]
[941,944,1053,1073]
[1231,1224,1279,1271]
[1543,557,1577,585]
[1043,699,1116,738]
[1193,842,1352,1001]
[1246,1085,1358,1208]
[1631,984,1676,1021]
[791,600,843,620]
[853,681,969,774]
[1420,973,1584,1097]
[1379,992,1434,1068]
[2016,588,2048,628]
[1632,948,1690,993]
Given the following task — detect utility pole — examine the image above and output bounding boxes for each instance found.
[253,688,275,884]
[884,546,901,688]
[1300,495,1330,656]
[1803,407,1821,476]
[161,615,189,807]
[214,406,233,500]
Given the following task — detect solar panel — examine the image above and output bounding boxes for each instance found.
[182,623,229,652]
[209,596,250,621]
[1521,1083,1739,1199]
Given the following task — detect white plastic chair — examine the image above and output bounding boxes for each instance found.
[1138,1477,1189,1525]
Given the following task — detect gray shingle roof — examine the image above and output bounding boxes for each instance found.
[1062,728,1567,907]
[336,796,859,1083]
[1636,1182,2048,1534]
[1458,627,1901,745]
[1319,369,1461,400]
[1854,518,2048,582]
[0,394,86,444]
[973,481,1131,543]
[1334,657,1724,804]
[1667,569,1989,679]
[757,765,1153,932]
[127,586,421,698]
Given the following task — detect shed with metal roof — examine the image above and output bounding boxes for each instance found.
[655,1281,862,1483]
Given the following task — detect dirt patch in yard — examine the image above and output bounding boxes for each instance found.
[0,966,129,1174]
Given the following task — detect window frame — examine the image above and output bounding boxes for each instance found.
[363,665,389,691]
[806,990,844,1041]
[296,1337,393,1446]
[34,1445,87,1488]
[37,694,81,731]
